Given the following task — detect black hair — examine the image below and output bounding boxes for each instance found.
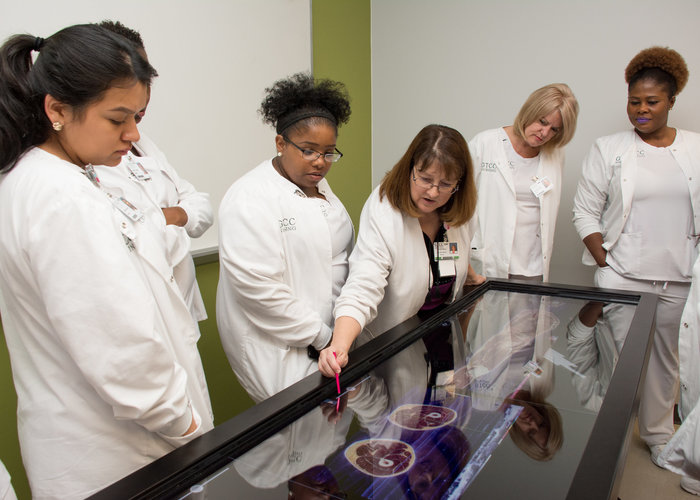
[629,67,679,98]
[98,20,145,50]
[259,72,351,136]
[0,24,157,173]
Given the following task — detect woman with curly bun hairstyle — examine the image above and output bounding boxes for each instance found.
[469,83,579,282]
[217,73,354,402]
[573,47,700,479]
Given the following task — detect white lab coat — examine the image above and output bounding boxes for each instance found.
[0,461,17,500]
[217,159,353,403]
[659,254,700,478]
[468,128,564,281]
[465,292,556,411]
[0,148,213,499]
[95,134,213,321]
[234,405,353,489]
[334,186,473,340]
[566,310,620,412]
[573,129,700,266]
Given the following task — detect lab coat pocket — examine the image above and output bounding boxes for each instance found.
[254,329,291,352]
[612,232,642,276]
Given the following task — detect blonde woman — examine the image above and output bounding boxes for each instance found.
[469,83,579,281]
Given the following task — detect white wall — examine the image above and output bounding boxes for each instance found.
[372,0,700,286]
[0,0,312,252]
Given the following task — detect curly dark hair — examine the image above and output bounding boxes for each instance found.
[259,72,351,135]
[625,46,688,97]
[98,20,145,50]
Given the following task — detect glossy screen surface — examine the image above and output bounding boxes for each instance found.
[176,290,636,500]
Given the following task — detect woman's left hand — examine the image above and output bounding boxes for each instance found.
[162,206,188,226]
[465,264,486,286]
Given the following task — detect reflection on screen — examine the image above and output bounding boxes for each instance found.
[179,290,636,499]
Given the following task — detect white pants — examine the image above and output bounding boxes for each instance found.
[595,266,690,446]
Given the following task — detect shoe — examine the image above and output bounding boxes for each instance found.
[681,476,700,495]
[649,444,665,468]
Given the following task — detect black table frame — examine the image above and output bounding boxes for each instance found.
[90,279,657,500]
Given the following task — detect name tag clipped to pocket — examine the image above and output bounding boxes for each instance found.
[434,241,458,277]
[530,176,553,198]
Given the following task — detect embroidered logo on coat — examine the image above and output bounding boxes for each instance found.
[279,217,297,232]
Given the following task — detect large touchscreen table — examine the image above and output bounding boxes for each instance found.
[91,280,657,500]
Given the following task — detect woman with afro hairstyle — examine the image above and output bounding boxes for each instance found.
[573,47,700,476]
[318,125,485,378]
[217,73,354,402]
[469,83,579,282]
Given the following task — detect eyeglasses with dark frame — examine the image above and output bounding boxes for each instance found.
[283,136,343,163]
[411,167,459,194]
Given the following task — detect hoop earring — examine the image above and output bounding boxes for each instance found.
[52,122,63,132]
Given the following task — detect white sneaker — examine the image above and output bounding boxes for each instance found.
[681,476,700,496]
[649,444,665,468]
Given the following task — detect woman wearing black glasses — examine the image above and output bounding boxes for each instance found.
[318,124,484,378]
[217,73,353,402]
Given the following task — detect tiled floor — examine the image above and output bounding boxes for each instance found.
[618,422,697,499]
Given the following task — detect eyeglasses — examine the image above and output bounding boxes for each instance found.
[412,168,459,194]
[284,137,343,163]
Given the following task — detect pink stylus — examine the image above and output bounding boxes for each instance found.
[333,351,340,393]
[333,351,340,412]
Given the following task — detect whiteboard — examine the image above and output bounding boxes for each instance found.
[0,0,312,253]
[371,0,700,285]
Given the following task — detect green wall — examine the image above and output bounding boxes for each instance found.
[0,2,372,498]
[0,323,26,499]
[313,0,372,228]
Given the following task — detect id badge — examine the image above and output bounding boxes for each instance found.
[126,157,152,181]
[524,360,543,377]
[530,176,553,198]
[434,241,459,260]
[438,259,456,277]
[113,196,144,222]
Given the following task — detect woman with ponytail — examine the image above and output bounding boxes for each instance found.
[0,24,213,499]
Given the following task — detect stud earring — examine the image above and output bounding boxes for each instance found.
[277,152,282,157]
[52,122,63,131]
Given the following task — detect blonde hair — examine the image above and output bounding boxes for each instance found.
[379,124,477,226]
[512,83,579,153]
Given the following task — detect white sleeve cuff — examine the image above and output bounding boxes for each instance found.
[157,401,195,438]
[312,323,333,350]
